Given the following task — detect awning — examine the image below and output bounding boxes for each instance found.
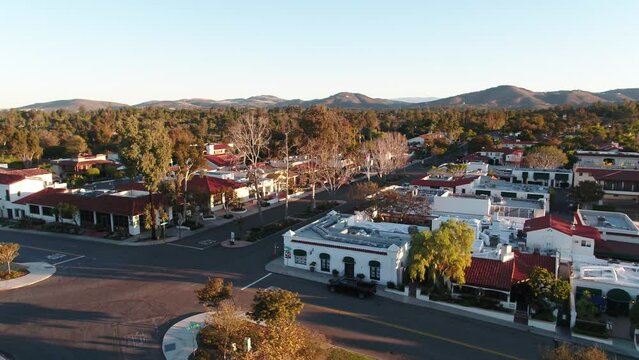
[607,288,631,303]
[369,260,381,267]
[343,256,355,264]
[293,249,307,256]
[319,253,330,259]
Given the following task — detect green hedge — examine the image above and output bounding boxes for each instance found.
[245,219,299,242]
[573,320,609,339]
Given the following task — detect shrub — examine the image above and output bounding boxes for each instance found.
[386,281,396,289]
[356,273,365,280]
[332,269,339,277]
[573,320,609,339]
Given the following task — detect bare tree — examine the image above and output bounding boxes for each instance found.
[370,132,408,180]
[525,145,568,169]
[0,243,20,275]
[227,111,272,224]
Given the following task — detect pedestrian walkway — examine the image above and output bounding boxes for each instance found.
[265,258,639,358]
[162,312,208,360]
[0,262,56,291]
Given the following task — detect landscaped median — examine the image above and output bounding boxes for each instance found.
[0,262,56,291]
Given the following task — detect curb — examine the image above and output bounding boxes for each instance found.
[162,313,208,360]
[0,262,56,291]
[0,227,181,247]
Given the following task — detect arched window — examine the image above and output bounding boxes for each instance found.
[369,260,381,281]
[293,249,307,265]
[343,256,355,264]
[319,253,330,272]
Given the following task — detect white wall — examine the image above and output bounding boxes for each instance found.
[527,229,571,255]
[283,233,407,285]
[432,195,490,217]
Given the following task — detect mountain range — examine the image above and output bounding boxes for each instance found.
[13,85,639,112]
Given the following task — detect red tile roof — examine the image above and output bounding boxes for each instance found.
[464,251,555,291]
[594,239,639,261]
[0,168,50,185]
[188,176,245,194]
[13,188,165,217]
[463,153,491,162]
[410,175,479,188]
[523,215,601,240]
[205,154,239,167]
[575,168,639,182]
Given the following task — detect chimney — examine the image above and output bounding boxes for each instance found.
[499,244,514,262]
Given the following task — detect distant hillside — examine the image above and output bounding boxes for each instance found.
[13,86,639,111]
[392,97,438,103]
[426,85,639,109]
[18,99,127,112]
[280,92,408,109]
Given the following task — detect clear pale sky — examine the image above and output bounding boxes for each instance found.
[1,0,637,108]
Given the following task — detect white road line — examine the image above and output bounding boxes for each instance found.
[166,243,204,251]
[53,255,85,266]
[240,273,272,291]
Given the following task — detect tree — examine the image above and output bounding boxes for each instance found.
[227,111,271,224]
[119,118,172,239]
[369,132,408,179]
[0,243,20,275]
[347,182,379,203]
[572,181,604,207]
[63,135,89,155]
[467,134,494,153]
[541,344,607,360]
[54,202,79,225]
[249,288,303,326]
[529,267,570,304]
[10,129,42,165]
[85,167,100,178]
[525,145,568,169]
[408,220,474,288]
[199,302,252,359]
[371,189,430,224]
[195,277,233,309]
[170,126,205,225]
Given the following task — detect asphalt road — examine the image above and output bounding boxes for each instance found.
[0,160,555,360]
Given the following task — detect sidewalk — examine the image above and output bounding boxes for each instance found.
[162,312,208,360]
[0,262,56,291]
[266,258,639,359]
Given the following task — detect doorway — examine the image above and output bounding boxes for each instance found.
[343,257,355,278]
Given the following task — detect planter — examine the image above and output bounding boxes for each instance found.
[309,266,315,272]
[230,208,247,214]
[223,214,234,219]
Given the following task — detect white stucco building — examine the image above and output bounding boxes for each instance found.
[0,168,53,219]
[282,211,427,284]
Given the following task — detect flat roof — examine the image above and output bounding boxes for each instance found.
[293,212,420,249]
[578,210,639,232]
[500,198,545,210]
[489,165,572,174]
[475,178,549,194]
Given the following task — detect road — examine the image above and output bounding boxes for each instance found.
[0,160,555,360]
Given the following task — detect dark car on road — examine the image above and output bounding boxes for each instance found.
[328,277,377,298]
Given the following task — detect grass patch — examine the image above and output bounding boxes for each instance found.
[300,201,340,218]
[0,269,29,280]
[328,347,375,360]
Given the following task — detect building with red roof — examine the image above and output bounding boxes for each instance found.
[204,154,240,169]
[205,143,231,155]
[50,153,115,180]
[574,167,639,201]
[459,246,556,303]
[0,168,53,219]
[12,187,171,236]
[523,214,600,262]
[187,175,250,212]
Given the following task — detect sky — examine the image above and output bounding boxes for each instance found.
[1,0,638,108]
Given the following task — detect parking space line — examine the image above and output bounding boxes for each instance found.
[21,244,82,257]
[53,255,86,266]
[240,273,272,291]
[166,243,204,251]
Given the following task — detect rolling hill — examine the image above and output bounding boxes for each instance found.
[12,86,639,111]
[425,85,639,109]
[18,99,127,112]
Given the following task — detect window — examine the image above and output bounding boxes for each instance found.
[581,240,591,248]
[319,253,330,272]
[4,190,9,201]
[29,205,40,215]
[369,260,381,281]
[42,207,54,217]
[293,249,307,265]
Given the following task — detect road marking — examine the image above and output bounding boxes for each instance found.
[46,253,66,260]
[240,273,272,291]
[198,239,215,246]
[21,244,81,257]
[306,303,522,360]
[53,255,86,266]
[166,243,204,251]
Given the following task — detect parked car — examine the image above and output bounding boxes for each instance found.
[328,277,376,299]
